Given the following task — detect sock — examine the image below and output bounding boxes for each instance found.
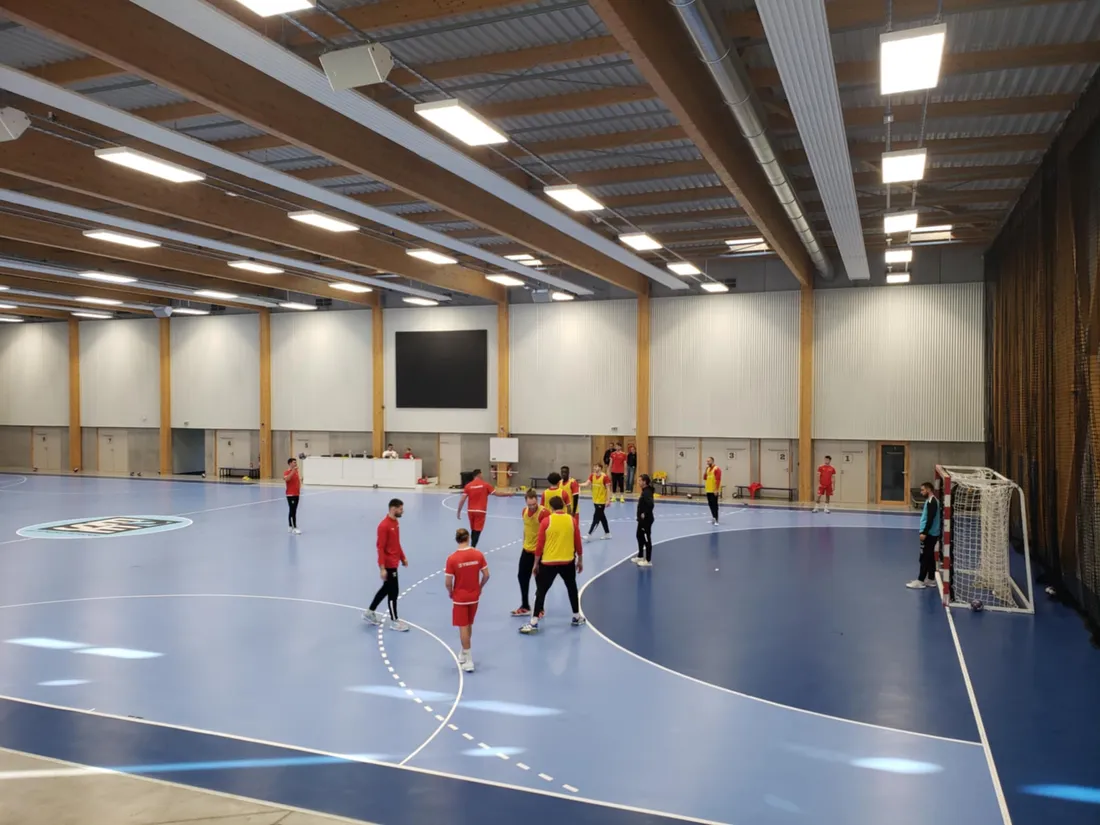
[573,612,580,620]
[530,616,539,626]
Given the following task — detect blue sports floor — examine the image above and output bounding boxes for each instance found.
[0,472,1098,825]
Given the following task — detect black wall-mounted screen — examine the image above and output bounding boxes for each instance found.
[395,329,488,409]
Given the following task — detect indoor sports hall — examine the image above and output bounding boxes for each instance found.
[0,2,1099,825]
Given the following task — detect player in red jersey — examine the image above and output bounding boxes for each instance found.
[283,457,301,534]
[609,443,628,502]
[445,528,490,672]
[456,468,512,548]
[814,456,837,514]
[364,498,409,631]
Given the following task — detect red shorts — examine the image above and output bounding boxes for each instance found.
[452,602,479,627]
[818,485,834,496]
[468,513,486,532]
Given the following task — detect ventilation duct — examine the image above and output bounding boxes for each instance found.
[754,0,870,280]
[670,0,832,278]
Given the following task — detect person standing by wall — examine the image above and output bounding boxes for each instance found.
[609,443,628,503]
[602,443,613,472]
[632,474,655,568]
[703,456,722,525]
[813,456,837,514]
[907,482,942,590]
[626,443,638,493]
[364,498,409,631]
[284,457,301,535]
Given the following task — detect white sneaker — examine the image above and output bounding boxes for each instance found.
[824,507,830,514]
[583,534,592,543]
[461,655,475,673]
[637,559,652,568]
[601,533,612,540]
[812,506,819,513]
[925,580,938,588]
[630,556,642,564]
[389,619,410,632]
[288,526,294,534]
[363,610,383,625]
[293,527,301,535]
[905,580,926,590]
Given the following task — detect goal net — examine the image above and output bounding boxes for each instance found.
[935,465,1034,614]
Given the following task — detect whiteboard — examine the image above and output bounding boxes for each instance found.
[489,437,519,463]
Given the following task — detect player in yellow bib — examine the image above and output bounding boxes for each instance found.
[703,457,722,524]
[519,496,585,634]
[580,463,612,541]
[512,489,549,617]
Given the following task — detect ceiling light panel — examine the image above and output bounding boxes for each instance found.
[233,0,315,16]
[0,303,16,310]
[880,23,947,95]
[72,311,113,319]
[619,233,662,251]
[414,99,508,147]
[229,260,284,275]
[701,282,729,293]
[886,272,912,284]
[77,296,123,306]
[667,262,701,276]
[94,147,205,183]
[330,282,373,294]
[885,248,913,264]
[288,210,358,233]
[403,297,438,307]
[279,301,316,311]
[881,148,928,184]
[0,316,24,323]
[82,229,160,249]
[79,271,137,284]
[544,185,604,212]
[486,274,524,287]
[172,307,209,315]
[194,289,237,300]
[406,249,458,265]
[884,211,920,234]
[550,291,575,302]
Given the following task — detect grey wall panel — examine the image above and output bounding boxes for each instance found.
[172,428,205,474]
[0,426,32,468]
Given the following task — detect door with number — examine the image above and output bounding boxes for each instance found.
[760,439,792,490]
[877,443,909,504]
[438,434,462,489]
[292,432,331,459]
[98,430,129,475]
[670,441,699,485]
[32,428,62,472]
[701,439,750,489]
[217,431,253,472]
[814,441,869,504]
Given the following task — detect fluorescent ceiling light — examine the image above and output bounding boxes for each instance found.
[880,23,947,95]
[406,249,458,265]
[917,224,953,233]
[194,289,237,300]
[0,316,24,323]
[884,211,920,234]
[701,282,730,293]
[82,229,160,249]
[885,248,913,264]
[72,311,113,319]
[229,260,284,275]
[172,307,209,316]
[414,99,508,147]
[0,286,8,291]
[524,259,545,267]
[726,237,765,247]
[667,261,701,276]
[544,184,604,212]
[881,148,928,183]
[486,274,525,287]
[79,271,137,284]
[77,296,123,306]
[909,230,954,243]
[94,147,205,183]
[619,233,662,251]
[550,291,574,302]
[232,0,316,16]
[403,297,439,307]
[0,303,16,310]
[288,210,358,233]
[505,254,535,262]
[330,282,373,294]
[886,272,912,284]
[279,301,316,311]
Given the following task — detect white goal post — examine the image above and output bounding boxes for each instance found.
[934,465,1034,614]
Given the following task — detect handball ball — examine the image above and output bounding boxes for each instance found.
[970,600,984,612]
[686,493,693,499]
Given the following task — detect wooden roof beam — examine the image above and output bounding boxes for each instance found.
[589,0,814,286]
[1,0,648,295]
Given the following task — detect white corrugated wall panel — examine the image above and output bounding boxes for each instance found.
[814,283,984,441]
[271,310,372,431]
[0,322,69,426]
[510,300,637,435]
[650,293,800,437]
[80,319,159,428]
[384,305,497,434]
[170,314,260,429]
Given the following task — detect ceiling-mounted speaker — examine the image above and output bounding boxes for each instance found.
[531,290,552,304]
[0,107,30,142]
[320,43,394,90]
[152,306,173,318]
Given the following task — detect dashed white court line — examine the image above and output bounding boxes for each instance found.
[379,534,582,795]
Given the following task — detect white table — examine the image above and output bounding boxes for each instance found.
[303,457,423,489]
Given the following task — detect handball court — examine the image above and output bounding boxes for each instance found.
[0,473,1096,825]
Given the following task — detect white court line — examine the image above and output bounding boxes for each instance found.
[0,538,32,548]
[577,525,984,748]
[173,490,338,518]
[0,475,28,490]
[940,573,1013,824]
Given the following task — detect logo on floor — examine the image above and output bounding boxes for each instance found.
[17,515,193,539]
